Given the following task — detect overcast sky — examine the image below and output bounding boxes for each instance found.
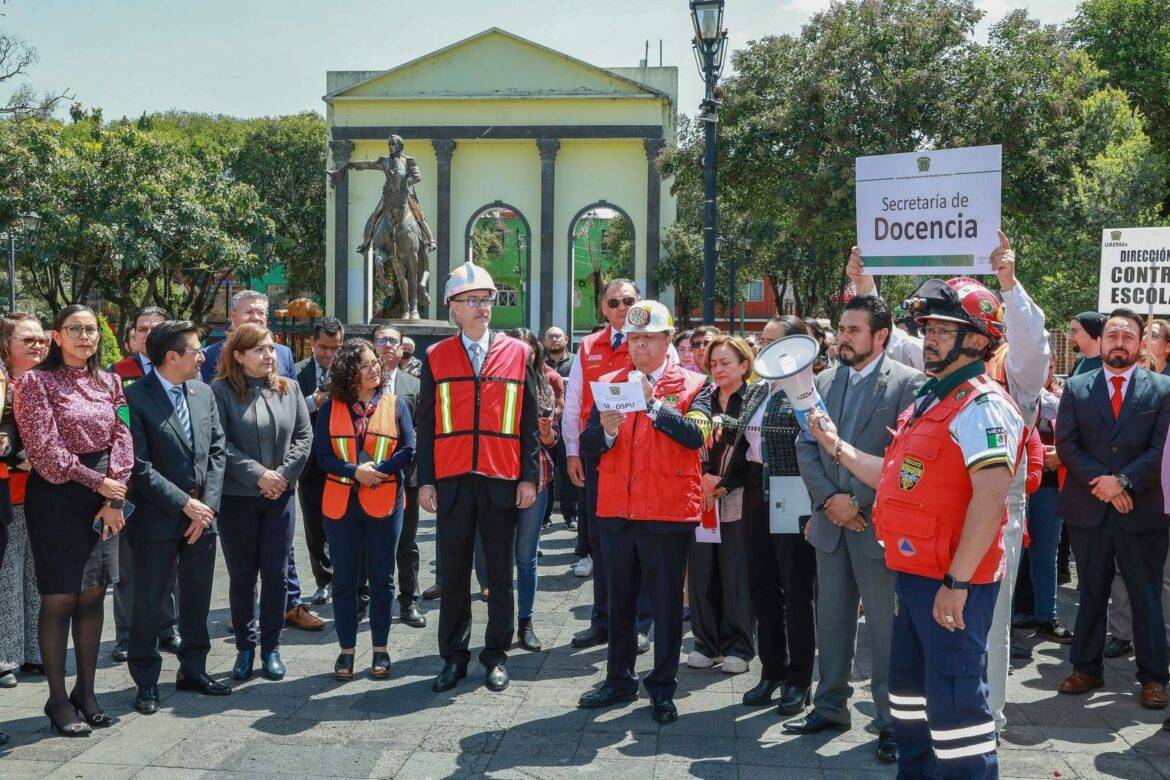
[4,0,1075,122]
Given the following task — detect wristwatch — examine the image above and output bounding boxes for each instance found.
[1115,473,1133,492]
[942,573,970,591]
[106,499,125,510]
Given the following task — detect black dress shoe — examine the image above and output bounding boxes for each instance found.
[876,729,898,763]
[175,671,231,696]
[571,626,608,649]
[20,663,44,675]
[44,701,91,736]
[111,648,129,663]
[1035,618,1073,644]
[69,690,112,728]
[134,685,160,715]
[159,636,182,655]
[401,603,427,628]
[578,683,639,709]
[432,662,467,692]
[311,585,331,605]
[742,678,784,706]
[651,696,678,724]
[0,729,7,745]
[260,650,285,681]
[518,618,542,652]
[233,649,255,681]
[1010,642,1033,660]
[335,653,355,680]
[636,633,651,655]
[370,651,391,679]
[782,710,850,734]
[485,664,509,692]
[1104,635,1134,659]
[776,683,811,716]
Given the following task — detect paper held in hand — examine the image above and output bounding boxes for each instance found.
[855,144,1001,275]
[590,380,648,413]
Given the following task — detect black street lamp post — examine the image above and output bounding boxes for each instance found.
[690,0,728,326]
[5,211,41,312]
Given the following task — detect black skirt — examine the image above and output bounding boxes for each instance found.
[25,451,120,595]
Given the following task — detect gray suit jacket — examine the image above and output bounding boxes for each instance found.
[210,378,313,497]
[126,372,226,542]
[389,369,420,487]
[796,354,925,557]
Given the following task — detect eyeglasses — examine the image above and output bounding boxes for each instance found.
[374,336,401,347]
[606,296,637,309]
[62,325,99,340]
[174,348,201,356]
[18,336,48,348]
[453,295,496,309]
[358,359,383,372]
[691,339,711,349]
[923,325,961,340]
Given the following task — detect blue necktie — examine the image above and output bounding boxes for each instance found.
[171,386,194,447]
[612,332,625,350]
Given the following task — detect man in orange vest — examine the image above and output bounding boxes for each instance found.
[417,261,541,695]
[576,300,712,724]
[805,277,1023,778]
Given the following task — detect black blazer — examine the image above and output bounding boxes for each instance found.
[416,331,541,515]
[296,357,327,484]
[1056,366,1170,533]
[126,372,226,542]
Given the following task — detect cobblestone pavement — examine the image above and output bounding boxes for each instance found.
[2,512,1169,778]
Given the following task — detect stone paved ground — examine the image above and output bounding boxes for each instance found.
[2,510,1170,778]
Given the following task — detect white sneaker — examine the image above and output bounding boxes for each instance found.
[722,656,749,674]
[573,556,593,577]
[687,650,719,668]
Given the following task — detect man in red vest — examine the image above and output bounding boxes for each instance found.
[417,261,541,694]
[576,300,712,724]
[563,279,654,651]
[806,277,1023,778]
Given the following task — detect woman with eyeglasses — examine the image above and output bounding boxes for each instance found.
[211,324,313,682]
[314,338,414,680]
[13,304,133,736]
[0,314,49,690]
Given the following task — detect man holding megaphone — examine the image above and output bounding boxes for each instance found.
[804,272,1025,779]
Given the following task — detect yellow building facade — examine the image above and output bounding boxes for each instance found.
[324,28,677,332]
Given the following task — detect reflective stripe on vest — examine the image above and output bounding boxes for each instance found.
[322,397,399,520]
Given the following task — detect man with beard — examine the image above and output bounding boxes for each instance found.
[804,275,1023,778]
[786,294,925,764]
[1055,309,1170,711]
[1068,312,1105,376]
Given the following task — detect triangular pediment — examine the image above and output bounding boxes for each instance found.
[327,28,664,101]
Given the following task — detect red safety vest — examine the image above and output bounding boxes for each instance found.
[428,333,528,481]
[575,325,632,430]
[321,397,400,520]
[112,355,146,388]
[873,375,1023,584]
[595,364,709,523]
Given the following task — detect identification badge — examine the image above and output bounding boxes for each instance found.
[898,457,924,491]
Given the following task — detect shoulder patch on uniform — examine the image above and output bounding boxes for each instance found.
[664,394,679,404]
[975,393,991,404]
[954,388,970,400]
[985,426,1006,448]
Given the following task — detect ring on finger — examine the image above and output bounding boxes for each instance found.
[944,613,955,624]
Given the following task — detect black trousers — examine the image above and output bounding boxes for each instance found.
[396,486,421,607]
[599,519,691,699]
[1069,522,1169,684]
[218,493,294,654]
[688,517,755,660]
[742,471,817,685]
[298,475,331,589]
[128,532,217,688]
[436,475,517,668]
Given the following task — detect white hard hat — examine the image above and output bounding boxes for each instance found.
[445,261,497,301]
[622,300,674,334]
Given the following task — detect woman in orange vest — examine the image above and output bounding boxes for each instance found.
[314,339,414,680]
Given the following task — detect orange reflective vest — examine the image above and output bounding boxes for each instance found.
[575,326,632,430]
[428,334,528,481]
[322,396,400,520]
[873,375,1022,584]
[595,364,709,523]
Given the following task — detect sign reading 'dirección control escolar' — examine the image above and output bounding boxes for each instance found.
[1098,227,1170,314]
[855,144,1002,275]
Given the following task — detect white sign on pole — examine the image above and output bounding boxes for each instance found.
[1097,227,1170,315]
[855,144,1002,275]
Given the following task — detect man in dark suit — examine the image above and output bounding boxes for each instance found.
[126,320,230,714]
[295,317,344,605]
[1056,308,1170,710]
[374,324,426,628]
[788,294,925,762]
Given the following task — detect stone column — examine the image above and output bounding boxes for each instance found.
[329,139,354,320]
[644,138,666,298]
[432,139,457,320]
[537,138,560,330]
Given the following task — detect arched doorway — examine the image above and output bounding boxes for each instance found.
[464,201,532,329]
[566,201,635,339]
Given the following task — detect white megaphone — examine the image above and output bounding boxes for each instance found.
[752,334,826,435]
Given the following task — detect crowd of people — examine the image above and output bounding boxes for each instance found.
[1,235,1170,778]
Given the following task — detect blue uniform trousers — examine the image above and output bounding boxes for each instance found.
[889,572,999,779]
[584,455,652,635]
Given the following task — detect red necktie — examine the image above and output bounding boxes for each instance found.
[1110,375,1125,420]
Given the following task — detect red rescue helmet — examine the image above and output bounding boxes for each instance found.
[908,277,1005,339]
